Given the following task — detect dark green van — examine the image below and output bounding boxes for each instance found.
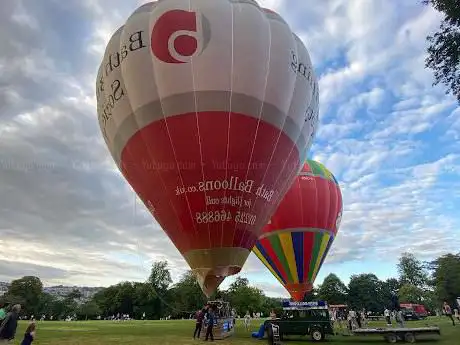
[264,301,334,342]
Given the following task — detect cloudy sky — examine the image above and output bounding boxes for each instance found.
[0,0,459,298]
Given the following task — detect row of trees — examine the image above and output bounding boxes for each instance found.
[1,252,459,320]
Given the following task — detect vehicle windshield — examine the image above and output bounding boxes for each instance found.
[310,309,328,319]
[282,309,328,319]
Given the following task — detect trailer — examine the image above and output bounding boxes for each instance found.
[352,326,440,343]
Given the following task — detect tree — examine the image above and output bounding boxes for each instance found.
[36,293,55,317]
[0,293,25,307]
[47,298,68,320]
[378,278,402,309]
[227,277,265,316]
[145,261,173,319]
[77,300,101,320]
[347,274,382,312]
[131,282,156,319]
[383,278,402,293]
[398,284,425,304]
[397,253,428,289]
[92,285,123,317]
[6,276,43,315]
[317,274,348,304]
[168,271,207,318]
[148,261,172,293]
[422,290,439,313]
[427,253,460,306]
[61,293,79,319]
[114,282,135,315]
[228,277,250,292]
[423,0,460,103]
[262,297,284,317]
[303,287,319,302]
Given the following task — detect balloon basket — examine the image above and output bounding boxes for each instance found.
[203,300,236,340]
[209,317,235,340]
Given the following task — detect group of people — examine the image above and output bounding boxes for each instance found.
[0,304,36,345]
[193,304,217,341]
[383,308,406,327]
[330,308,369,334]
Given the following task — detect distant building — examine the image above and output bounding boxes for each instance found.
[43,285,103,303]
[0,281,102,303]
[0,282,10,297]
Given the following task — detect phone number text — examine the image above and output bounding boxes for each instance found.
[195,210,256,225]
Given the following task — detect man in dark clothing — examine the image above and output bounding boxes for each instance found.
[0,304,21,343]
[193,308,205,339]
[205,306,215,341]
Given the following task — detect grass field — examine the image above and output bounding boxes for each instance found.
[13,317,459,344]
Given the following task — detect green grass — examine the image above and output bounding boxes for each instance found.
[12,317,459,345]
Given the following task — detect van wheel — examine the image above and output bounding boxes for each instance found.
[311,328,324,342]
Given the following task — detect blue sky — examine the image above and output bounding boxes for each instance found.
[0,0,459,298]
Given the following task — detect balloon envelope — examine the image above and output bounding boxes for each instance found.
[96,0,319,297]
[253,160,343,301]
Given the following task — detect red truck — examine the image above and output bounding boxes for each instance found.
[400,303,428,320]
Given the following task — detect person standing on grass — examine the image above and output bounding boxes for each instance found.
[0,304,21,344]
[355,310,362,329]
[443,302,456,326]
[335,309,345,335]
[205,306,215,341]
[193,308,205,339]
[243,311,251,331]
[361,310,368,328]
[384,308,391,326]
[396,310,405,328]
[347,308,357,331]
[20,322,36,345]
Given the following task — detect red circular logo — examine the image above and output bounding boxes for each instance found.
[151,9,210,64]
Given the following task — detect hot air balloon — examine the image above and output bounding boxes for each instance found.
[96,0,319,297]
[253,160,342,302]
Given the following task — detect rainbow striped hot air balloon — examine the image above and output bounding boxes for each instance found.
[253,160,343,301]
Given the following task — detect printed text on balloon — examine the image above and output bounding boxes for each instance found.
[290,50,315,89]
[195,210,257,225]
[98,31,148,134]
[175,176,275,203]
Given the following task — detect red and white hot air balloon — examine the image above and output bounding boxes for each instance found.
[96,0,319,297]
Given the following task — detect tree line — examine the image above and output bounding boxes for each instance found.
[1,252,459,320]
[423,0,460,103]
